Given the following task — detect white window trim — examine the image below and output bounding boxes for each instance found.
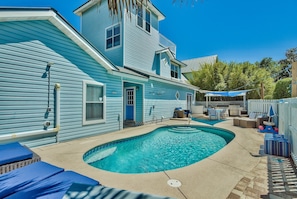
[145,8,151,33]
[171,64,179,79]
[124,87,136,121]
[136,3,151,34]
[105,23,121,51]
[82,80,106,125]
[136,3,143,29]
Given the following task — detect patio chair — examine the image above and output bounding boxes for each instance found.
[220,108,229,119]
[0,142,41,174]
[0,161,64,198]
[208,108,218,120]
[6,171,99,199]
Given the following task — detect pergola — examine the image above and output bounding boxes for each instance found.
[203,90,251,109]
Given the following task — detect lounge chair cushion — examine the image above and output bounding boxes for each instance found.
[6,171,99,199]
[0,161,64,198]
[64,183,175,199]
[0,142,33,165]
[248,112,257,119]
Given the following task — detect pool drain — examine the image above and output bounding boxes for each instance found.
[167,179,181,187]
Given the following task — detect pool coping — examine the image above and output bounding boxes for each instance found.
[83,125,235,174]
[32,118,268,199]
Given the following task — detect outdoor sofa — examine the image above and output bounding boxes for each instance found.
[233,112,268,128]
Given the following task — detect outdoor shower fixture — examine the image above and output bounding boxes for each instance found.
[46,62,54,112]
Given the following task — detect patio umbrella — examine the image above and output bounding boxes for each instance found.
[267,104,275,122]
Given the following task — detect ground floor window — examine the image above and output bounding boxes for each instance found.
[83,80,105,125]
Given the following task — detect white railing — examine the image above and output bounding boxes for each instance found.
[159,33,176,56]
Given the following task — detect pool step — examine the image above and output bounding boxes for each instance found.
[168,127,202,134]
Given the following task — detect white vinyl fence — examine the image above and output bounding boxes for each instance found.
[248,99,279,125]
[248,98,297,164]
[279,98,297,165]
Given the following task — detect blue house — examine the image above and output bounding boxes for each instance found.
[74,0,197,124]
[0,2,198,146]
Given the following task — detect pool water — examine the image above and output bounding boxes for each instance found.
[83,125,234,174]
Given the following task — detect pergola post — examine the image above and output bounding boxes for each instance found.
[243,94,246,110]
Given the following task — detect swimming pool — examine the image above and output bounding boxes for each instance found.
[83,125,235,174]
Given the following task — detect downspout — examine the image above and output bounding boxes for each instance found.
[0,83,60,143]
[54,83,61,142]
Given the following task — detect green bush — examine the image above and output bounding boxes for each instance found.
[273,78,292,99]
[264,95,273,99]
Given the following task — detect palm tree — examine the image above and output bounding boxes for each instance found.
[106,0,138,16]
[106,0,195,16]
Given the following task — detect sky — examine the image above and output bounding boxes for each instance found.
[1,0,297,63]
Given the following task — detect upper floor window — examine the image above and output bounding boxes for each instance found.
[145,9,151,32]
[136,3,151,33]
[137,4,143,28]
[83,80,106,125]
[106,24,121,50]
[171,64,179,79]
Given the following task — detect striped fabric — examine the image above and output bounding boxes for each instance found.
[264,134,291,158]
[64,183,175,199]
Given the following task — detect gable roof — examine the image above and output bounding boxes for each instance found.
[156,48,187,68]
[74,0,165,21]
[182,55,218,73]
[0,7,118,72]
[124,66,199,91]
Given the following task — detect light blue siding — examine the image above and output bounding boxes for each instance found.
[159,53,171,78]
[154,54,160,75]
[123,12,162,73]
[76,1,197,125]
[144,80,194,122]
[0,20,123,147]
[80,0,124,66]
[78,1,180,82]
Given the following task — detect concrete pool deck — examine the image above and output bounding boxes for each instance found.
[32,118,278,198]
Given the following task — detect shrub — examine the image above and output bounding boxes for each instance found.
[273,78,292,99]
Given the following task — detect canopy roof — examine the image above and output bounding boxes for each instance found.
[204,90,250,97]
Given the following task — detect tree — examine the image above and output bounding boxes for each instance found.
[104,0,198,17]
[190,61,229,91]
[276,47,297,80]
[190,61,275,99]
[273,77,292,99]
[256,57,281,81]
[105,0,138,17]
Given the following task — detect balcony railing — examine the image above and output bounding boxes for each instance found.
[159,33,176,56]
